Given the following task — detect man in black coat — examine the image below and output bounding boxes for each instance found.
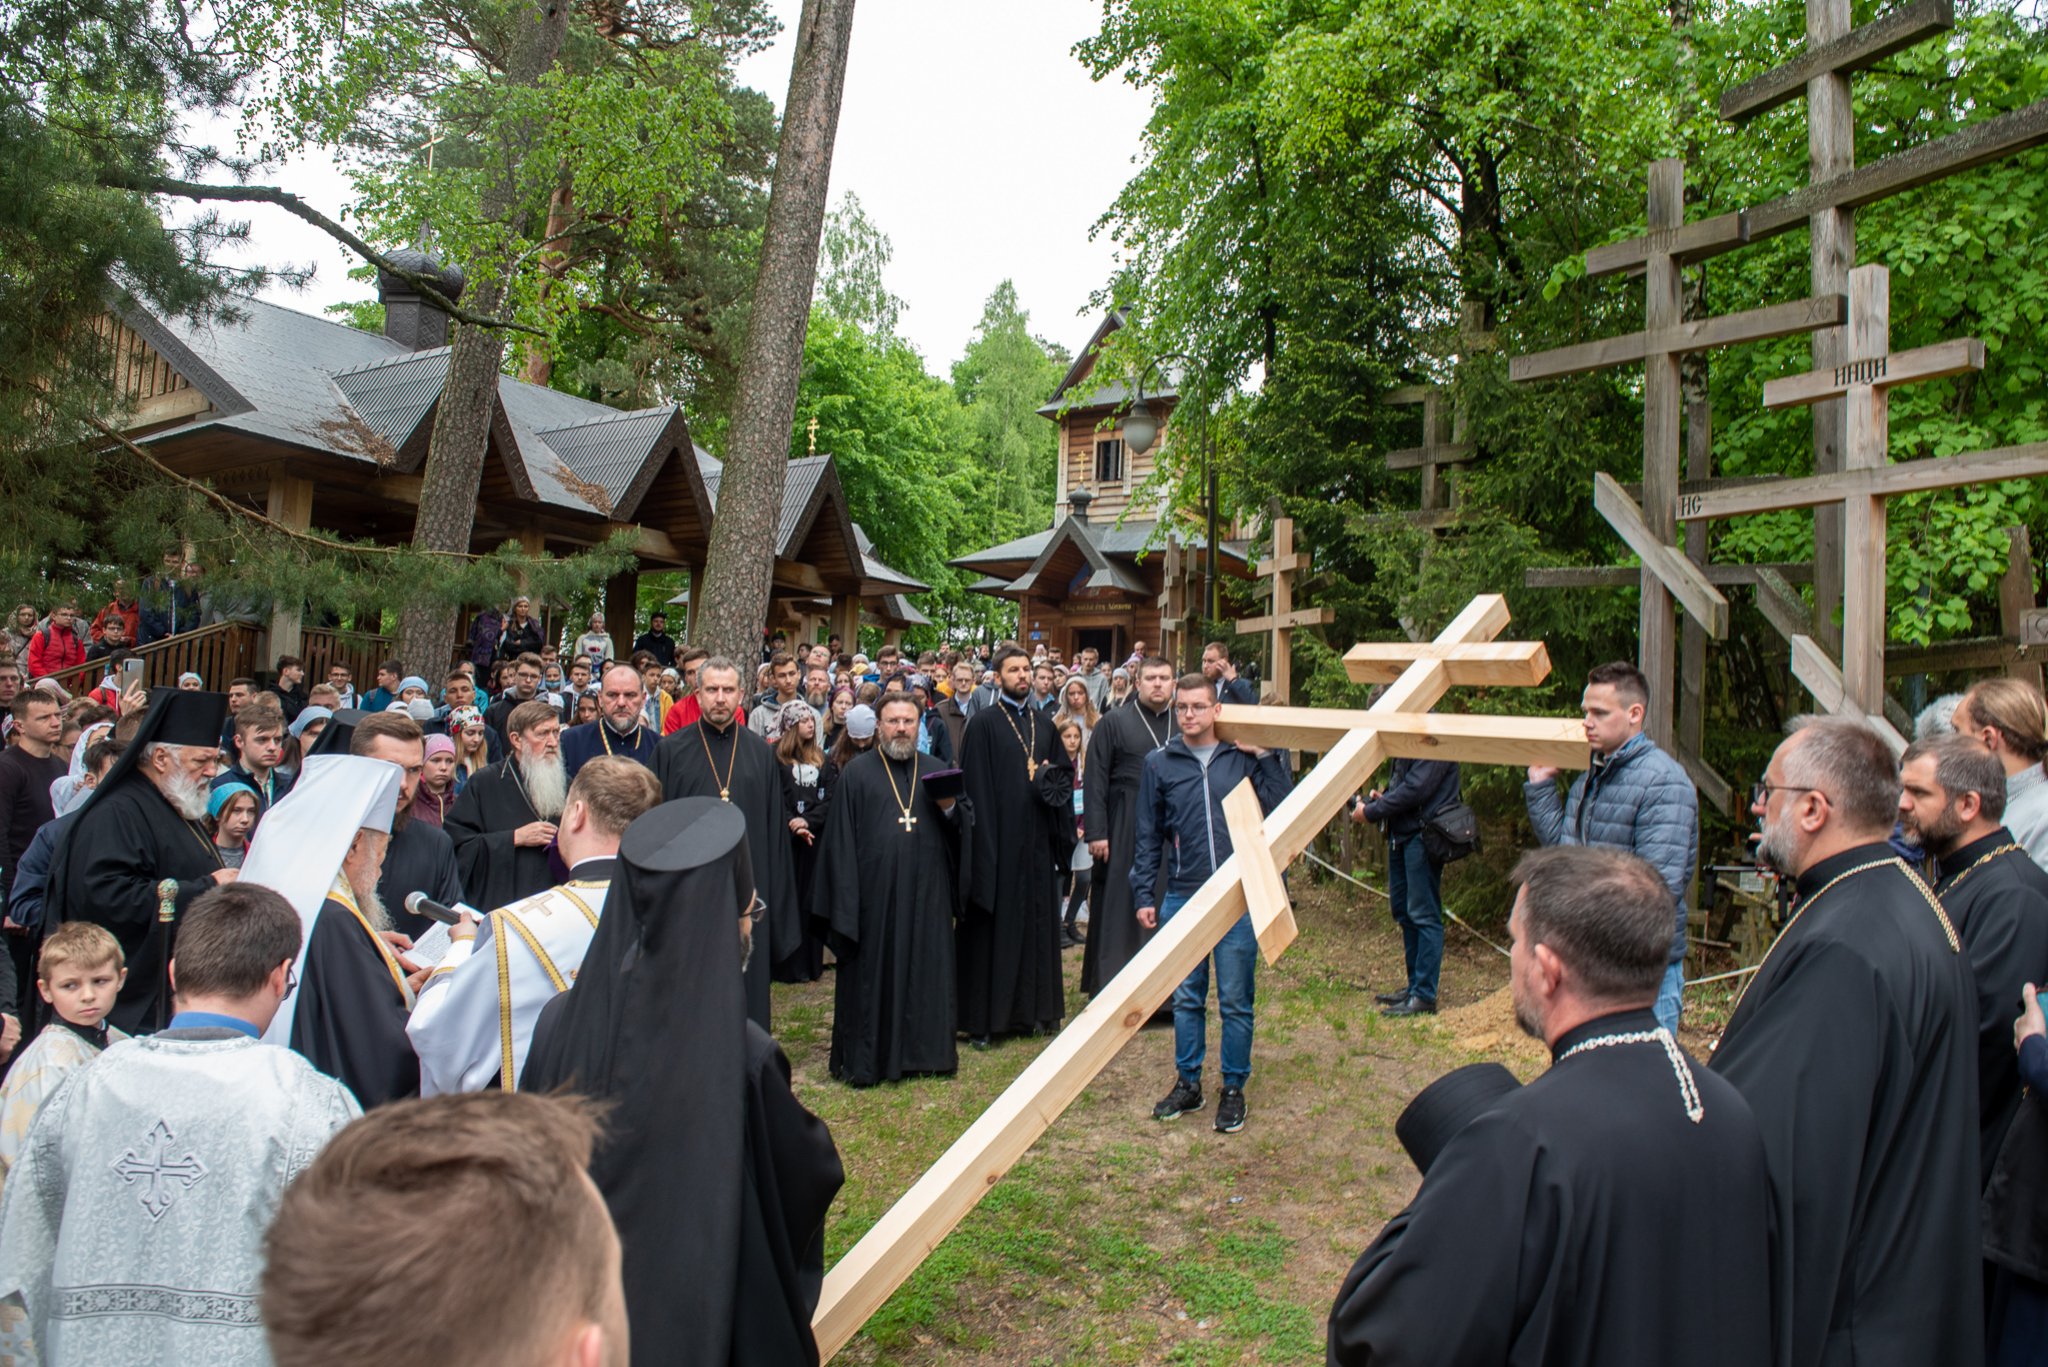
[1900,733,2048,1178]
[1351,757,1461,1017]
[1329,847,1774,1367]
[1080,656,1174,996]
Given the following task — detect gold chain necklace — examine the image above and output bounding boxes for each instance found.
[1732,856,1959,1015]
[997,697,1039,779]
[1937,841,2022,898]
[699,722,738,802]
[880,753,920,835]
[598,720,643,758]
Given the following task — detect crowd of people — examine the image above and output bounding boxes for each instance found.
[5,575,2044,1367]
[0,588,1302,1365]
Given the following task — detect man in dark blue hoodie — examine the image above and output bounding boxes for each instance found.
[1351,756,1461,1017]
[1132,672,1291,1135]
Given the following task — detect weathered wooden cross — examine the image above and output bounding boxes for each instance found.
[1156,535,1193,669]
[1384,386,1473,516]
[1674,261,2048,751]
[1511,157,1848,756]
[1234,516,1331,705]
[810,594,1589,1360]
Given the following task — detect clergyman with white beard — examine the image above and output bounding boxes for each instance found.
[445,700,567,910]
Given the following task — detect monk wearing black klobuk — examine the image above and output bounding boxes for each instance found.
[816,693,961,1086]
[1713,715,1980,1367]
[523,797,843,1367]
[653,655,798,1032]
[1329,847,1774,1367]
[44,687,236,1032]
[955,644,1069,1046]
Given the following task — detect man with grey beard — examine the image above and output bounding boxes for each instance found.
[816,694,963,1085]
[240,752,416,1108]
[1712,715,1980,1367]
[446,700,566,911]
[43,687,239,1032]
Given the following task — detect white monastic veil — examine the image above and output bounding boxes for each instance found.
[239,753,402,1048]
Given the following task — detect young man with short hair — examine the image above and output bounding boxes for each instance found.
[1133,674,1290,1133]
[0,883,360,1366]
[1200,642,1256,705]
[363,660,403,715]
[326,661,357,710]
[214,696,295,812]
[1524,660,1698,1033]
[24,604,85,679]
[632,610,677,669]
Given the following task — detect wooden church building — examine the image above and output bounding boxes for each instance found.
[951,311,1249,663]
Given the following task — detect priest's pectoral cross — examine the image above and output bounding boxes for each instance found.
[897,811,917,834]
[720,788,730,802]
[113,1120,208,1222]
[1026,760,1037,780]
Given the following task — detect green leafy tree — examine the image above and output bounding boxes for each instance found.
[951,281,1068,541]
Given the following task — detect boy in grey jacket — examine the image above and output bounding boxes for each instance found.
[1524,661,1697,1032]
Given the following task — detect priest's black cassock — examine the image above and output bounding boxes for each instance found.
[1328,1007,1774,1367]
[1711,844,1980,1367]
[378,814,464,939]
[1934,828,2048,1181]
[43,688,229,1033]
[654,719,797,1031]
[443,759,555,912]
[291,886,419,1108]
[522,798,843,1367]
[560,718,658,779]
[956,694,1067,1037]
[1081,696,1171,995]
[816,749,959,1086]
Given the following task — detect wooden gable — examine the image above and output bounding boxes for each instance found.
[95,315,211,428]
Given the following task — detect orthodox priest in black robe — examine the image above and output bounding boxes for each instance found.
[1714,718,1980,1367]
[44,688,232,1033]
[956,648,1068,1042]
[1901,735,2048,1180]
[444,700,565,912]
[523,798,843,1367]
[1331,846,1775,1367]
[817,706,960,1086]
[560,664,660,778]
[1081,659,1174,995]
[653,658,797,1032]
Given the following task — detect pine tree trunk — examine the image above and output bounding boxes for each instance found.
[690,0,857,666]
[397,0,572,673]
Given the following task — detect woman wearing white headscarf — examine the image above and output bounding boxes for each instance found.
[46,721,113,817]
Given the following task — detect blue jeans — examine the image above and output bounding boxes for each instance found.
[1159,890,1257,1090]
[1655,960,1683,1034]
[1387,835,1443,1004]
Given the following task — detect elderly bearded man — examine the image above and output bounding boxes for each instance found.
[43,688,239,1032]
[445,701,567,911]
[242,753,419,1107]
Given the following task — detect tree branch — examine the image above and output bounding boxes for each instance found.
[98,172,546,337]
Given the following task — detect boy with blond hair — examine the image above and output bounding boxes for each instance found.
[0,923,127,1183]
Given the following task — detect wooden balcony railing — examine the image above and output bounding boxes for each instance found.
[39,620,262,697]
[299,626,396,694]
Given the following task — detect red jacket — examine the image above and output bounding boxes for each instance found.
[26,624,85,678]
[660,692,747,735]
[91,599,140,644]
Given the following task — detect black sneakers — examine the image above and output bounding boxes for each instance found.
[1381,993,1438,1017]
[1214,1086,1247,1134]
[1152,1078,1204,1121]
[1372,987,1410,1006]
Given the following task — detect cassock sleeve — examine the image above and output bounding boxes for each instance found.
[1327,1108,1547,1366]
[1710,938,1889,1367]
[0,1066,80,1322]
[806,762,837,837]
[814,765,863,954]
[1962,886,2040,1066]
[444,777,519,903]
[83,798,216,932]
[1082,721,1116,845]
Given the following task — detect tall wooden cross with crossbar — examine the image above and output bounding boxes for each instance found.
[810,595,1589,1359]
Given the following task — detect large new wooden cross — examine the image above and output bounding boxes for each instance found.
[1674,263,2048,726]
[810,595,1587,1360]
[1234,516,1331,705]
[1511,156,1847,752]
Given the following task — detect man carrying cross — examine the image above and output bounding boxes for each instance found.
[816,694,963,1086]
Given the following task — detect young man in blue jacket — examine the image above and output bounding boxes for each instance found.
[1524,660,1698,1032]
[1132,673,1292,1134]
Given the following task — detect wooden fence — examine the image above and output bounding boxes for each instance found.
[300,626,397,693]
[37,621,262,697]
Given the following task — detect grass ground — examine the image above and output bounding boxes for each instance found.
[773,871,1698,1366]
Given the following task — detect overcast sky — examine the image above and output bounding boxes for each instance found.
[241,0,1152,371]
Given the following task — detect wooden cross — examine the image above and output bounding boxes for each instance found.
[1385,387,1473,513]
[1156,535,1190,668]
[1233,517,1330,705]
[809,595,1590,1360]
[1673,264,2048,721]
[1512,156,1848,752]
